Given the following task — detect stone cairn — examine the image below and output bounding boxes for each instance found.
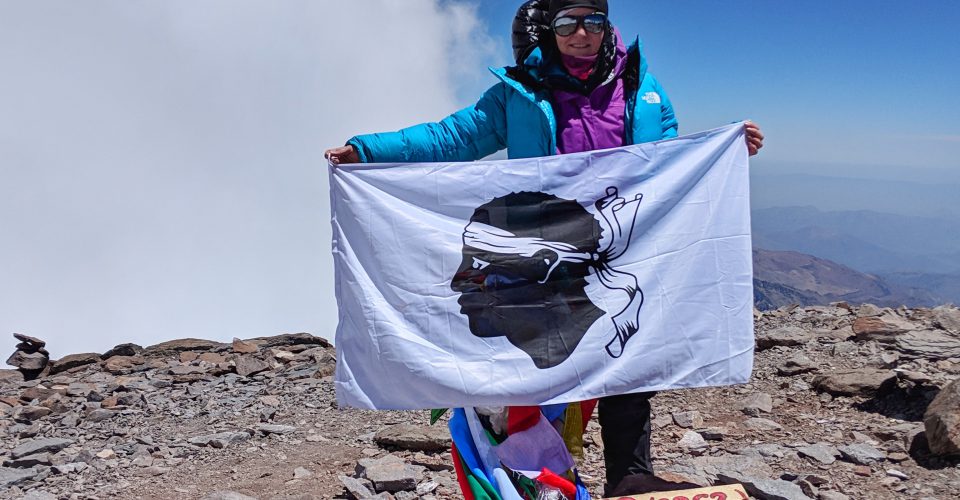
[5,334,49,380]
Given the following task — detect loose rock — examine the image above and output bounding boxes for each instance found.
[356,455,423,493]
[740,393,773,416]
[838,443,886,465]
[672,410,704,428]
[201,491,259,500]
[778,353,817,375]
[923,377,960,456]
[189,431,251,448]
[374,423,450,453]
[744,417,783,432]
[48,352,101,374]
[10,437,74,459]
[236,356,270,377]
[797,443,840,465]
[811,369,897,396]
[756,326,812,350]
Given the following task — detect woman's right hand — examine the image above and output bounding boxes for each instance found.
[324,145,360,166]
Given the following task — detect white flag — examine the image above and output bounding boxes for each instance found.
[330,123,754,410]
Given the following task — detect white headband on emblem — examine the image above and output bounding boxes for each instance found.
[460,187,644,358]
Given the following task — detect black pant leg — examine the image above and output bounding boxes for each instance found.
[597,391,657,491]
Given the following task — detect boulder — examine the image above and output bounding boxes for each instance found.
[777,353,817,376]
[838,443,886,465]
[169,365,207,376]
[292,466,313,479]
[356,455,423,493]
[13,333,46,351]
[6,351,48,371]
[103,355,146,374]
[797,443,840,465]
[101,343,143,359]
[672,410,704,428]
[0,467,38,487]
[894,330,960,360]
[339,475,377,499]
[723,476,812,500]
[235,356,269,377]
[4,452,51,468]
[52,462,88,475]
[739,393,773,416]
[662,455,772,489]
[257,424,297,435]
[232,338,259,354]
[923,377,960,456]
[0,369,24,387]
[852,316,907,342]
[744,417,783,432]
[756,326,812,350]
[314,350,337,378]
[10,437,74,459]
[856,304,884,317]
[812,369,897,396]
[198,352,227,364]
[698,427,728,441]
[738,443,792,460]
[904,425,929,456]
[12,405,52,422]
[249,332,332,349]
[268,348,295,362]
[189,431,251,448]
[678,431,708,452]
[931,305,960,334]
[896,369,932,385]
[374,423,450,453]
[49,352,101,374]
[143,338,227,357]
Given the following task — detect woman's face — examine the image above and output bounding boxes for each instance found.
[553,7,605,58]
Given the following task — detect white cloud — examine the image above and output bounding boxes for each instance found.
[0,1,498,359]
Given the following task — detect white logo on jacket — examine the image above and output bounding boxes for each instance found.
[641,92,661,104]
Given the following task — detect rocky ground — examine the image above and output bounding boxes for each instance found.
[2,303,959,500]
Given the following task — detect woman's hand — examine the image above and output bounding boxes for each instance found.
[745,121,764,156]
[324,145,360,166]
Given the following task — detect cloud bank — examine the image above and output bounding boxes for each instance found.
[0,1,498,358]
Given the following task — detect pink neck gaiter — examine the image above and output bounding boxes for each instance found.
[560,53,598,80]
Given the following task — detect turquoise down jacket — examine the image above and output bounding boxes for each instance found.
[348,37,677,163]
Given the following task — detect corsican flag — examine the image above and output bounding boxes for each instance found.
[330,122,754,410]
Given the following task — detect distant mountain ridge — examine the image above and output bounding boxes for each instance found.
[751,248,937,310]
[751,206,960,274]
[750,205,960,305]
[750,171,960,218]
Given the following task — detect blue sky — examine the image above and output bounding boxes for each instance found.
[1,1,958,359]
[470,0,960,174]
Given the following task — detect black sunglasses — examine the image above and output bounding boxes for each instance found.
[552,13,607,37]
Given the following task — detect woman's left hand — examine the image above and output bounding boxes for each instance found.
[745,121,764,156]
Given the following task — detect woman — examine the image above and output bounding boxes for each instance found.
[327,0,763,495]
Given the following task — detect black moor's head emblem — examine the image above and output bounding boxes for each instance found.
[450,188,644,369]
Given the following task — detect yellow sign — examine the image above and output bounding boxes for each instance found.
[603,483,749,500]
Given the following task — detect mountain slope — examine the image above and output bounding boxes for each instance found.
[751,206,960,274]
[752,248,937,309]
